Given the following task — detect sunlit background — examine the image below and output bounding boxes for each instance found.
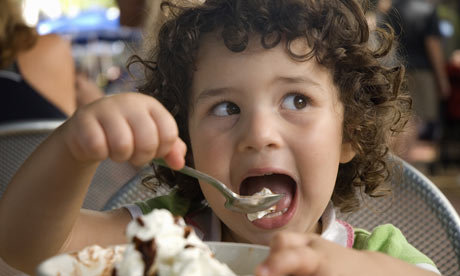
[20,0,144,94]
[22,0,116,28]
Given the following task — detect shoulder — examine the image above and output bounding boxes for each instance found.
[23,34,73,67]
[34,34,71,53]
[353,224,435,267]
[17,34,74,76]
[17,33,76,114]
[17,34,73,75]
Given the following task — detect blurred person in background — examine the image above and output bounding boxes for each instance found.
[0,0,103,124]
[116,0,147,28]
[437,0,460,166]
[386,0,451,162]
[446,50,460,122]
[438,0,460,57]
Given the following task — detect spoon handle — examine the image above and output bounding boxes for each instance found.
[151,158,237,199]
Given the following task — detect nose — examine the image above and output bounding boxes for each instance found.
[236,108,283,153]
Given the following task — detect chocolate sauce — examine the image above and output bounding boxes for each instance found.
[133,237,157,276]
[184,226,192,238]
[136,217,145,226]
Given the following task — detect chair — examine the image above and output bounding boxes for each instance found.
[336,157,460,276]
[102,165,170,211]
[104,156,460,276]
[0,120,138,276]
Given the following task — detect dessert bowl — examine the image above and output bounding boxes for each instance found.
[206,242,269,275]
[36,241,269,276]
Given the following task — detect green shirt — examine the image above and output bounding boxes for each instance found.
[354,225,436,267]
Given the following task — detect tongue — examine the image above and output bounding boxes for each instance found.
[242,175,295,211]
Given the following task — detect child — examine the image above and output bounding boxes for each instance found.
[0,0,440,275]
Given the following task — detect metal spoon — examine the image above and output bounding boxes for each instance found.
[152,158,284,213]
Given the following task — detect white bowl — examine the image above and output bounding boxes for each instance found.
[206,242,269,275]
[36,242,269,276]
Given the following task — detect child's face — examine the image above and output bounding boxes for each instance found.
[188,33,355,245]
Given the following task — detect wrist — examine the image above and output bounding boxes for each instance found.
[55,121,105,167]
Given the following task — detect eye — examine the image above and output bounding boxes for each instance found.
[211,101,240,117]
[281,93,309,110]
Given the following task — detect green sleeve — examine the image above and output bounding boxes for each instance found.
[353,224,436,267]
[134,189,191,217]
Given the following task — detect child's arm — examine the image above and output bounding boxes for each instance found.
[256,231,440,276]
[0,93,186,274]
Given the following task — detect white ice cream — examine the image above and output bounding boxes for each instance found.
[37,245,126,276]
[115,209,237,276]
[37,210,242,276]
[246,188,277,222]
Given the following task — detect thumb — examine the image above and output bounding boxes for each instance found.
[163,138,187,170]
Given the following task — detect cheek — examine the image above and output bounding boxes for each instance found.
[199,180,236,230]
[189,124,238,221]
[199,180,225,207]
[190,131,229,172]
[189,117,235,168]
[293,118,343,161]
[292,120,343,196]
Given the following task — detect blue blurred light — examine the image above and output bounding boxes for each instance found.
[37,9,119,35]
[440,20,454,38]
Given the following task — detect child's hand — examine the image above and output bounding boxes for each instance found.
[255,231,438,276]
[61,92,186,169]
[255,231,363,276]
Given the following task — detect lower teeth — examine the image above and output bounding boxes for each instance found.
[263,208,288,219]
[247,207,288,222]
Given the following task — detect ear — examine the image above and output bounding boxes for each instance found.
[340,142,356,163]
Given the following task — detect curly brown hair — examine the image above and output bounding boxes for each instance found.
[0,0,37,69]
[133,0,411,213]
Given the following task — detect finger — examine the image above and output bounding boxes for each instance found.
[148,101,179,158]
[98,114,134,162]
[256,247,320,276]
[269,231,310,252]
[164,138,187,170]
[127,111,160,166]
[67,109,109,162]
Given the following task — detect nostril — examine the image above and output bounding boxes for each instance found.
[236,119,282,152]
[238,141,280,153]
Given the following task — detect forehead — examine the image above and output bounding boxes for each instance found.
[190,32,339,102]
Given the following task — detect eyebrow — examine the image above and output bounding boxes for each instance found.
[272,75,322,87]
[271,75,327,94]
[194,87,233,105]
[194,75,323,104]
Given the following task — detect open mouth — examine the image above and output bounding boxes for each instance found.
[240,174,297,227]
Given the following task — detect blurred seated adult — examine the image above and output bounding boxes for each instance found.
[0,0,103,124]
[116,0,147,28]
[446,50,460,120]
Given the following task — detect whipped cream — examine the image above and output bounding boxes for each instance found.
[246,188,278,222]
[37,209,259,276]
[37,245,126,276]
[115,209,237,276]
